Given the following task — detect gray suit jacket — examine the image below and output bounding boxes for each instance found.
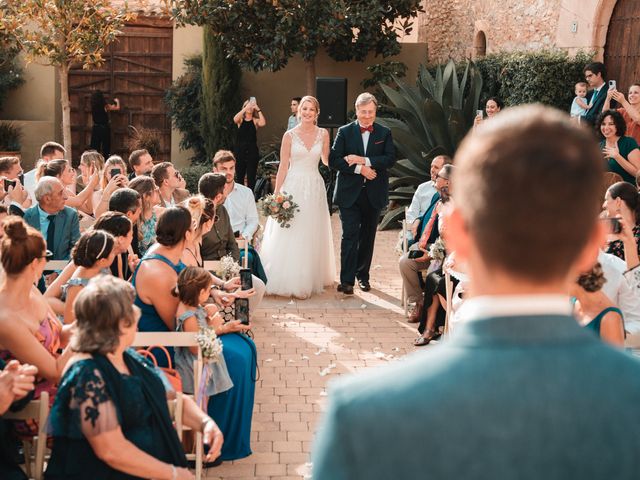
[23,205,80,260]
[313,314,640,479]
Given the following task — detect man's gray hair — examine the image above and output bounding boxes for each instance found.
[355,92,378,108]
[34,177,61,202]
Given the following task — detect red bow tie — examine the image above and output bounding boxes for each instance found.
[360,125,373,134]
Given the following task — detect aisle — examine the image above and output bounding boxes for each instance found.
[206,216,420,479]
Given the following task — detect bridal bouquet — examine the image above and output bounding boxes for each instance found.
[195,326,223,364]
[258,192,299,228]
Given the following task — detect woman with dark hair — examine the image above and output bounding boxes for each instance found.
[570,263,625,347]
[90,90,120,158]
[132,206,192,365]
[45,275,222,479]
[603,181,640,269]
[94,211,138,280]
[604,83,640,144]
[232,98,266,190]
[598,109,640,184]
[474,97,503,126]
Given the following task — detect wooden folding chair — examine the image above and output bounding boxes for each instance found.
[401,207,411,316]
[203,260,222,276]
[45,260,68,271]
[443,269,453,338]
[4,391,50,480]
[167,392,184,440]
[132,332,204,480]
[236,238,249,269]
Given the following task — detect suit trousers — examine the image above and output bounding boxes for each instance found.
[398,243,430,304]
[338,187,380,285]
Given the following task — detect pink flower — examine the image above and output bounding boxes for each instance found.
[282,201,291,209]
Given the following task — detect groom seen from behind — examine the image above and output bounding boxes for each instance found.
[329,93,396,294]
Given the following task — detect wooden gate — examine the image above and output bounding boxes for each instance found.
[604,0,640,94]
[69,16,173,165]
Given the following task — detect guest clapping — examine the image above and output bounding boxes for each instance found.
[598,110,640,184]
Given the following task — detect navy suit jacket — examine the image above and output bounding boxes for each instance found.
[23,205,80,260]
[582,86,608,125]
[329,121,395,211]
[313,314,640,479]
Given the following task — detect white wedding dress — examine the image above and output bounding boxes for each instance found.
[260,129,336,298]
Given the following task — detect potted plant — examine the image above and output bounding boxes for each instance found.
[0,121,22,158]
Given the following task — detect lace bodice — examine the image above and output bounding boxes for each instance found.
[288,128,323,172]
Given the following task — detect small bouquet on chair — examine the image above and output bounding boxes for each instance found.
[426,237,447,275]
[195,326,223,364]
[258,191,299,228]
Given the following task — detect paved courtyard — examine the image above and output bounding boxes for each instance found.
[205,215,426,479]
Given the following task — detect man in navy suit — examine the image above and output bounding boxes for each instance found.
[329,93,395,294]
[582,61,609,126]
[313,105,640,479]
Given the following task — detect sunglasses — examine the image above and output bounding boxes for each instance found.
[41,250,54,260]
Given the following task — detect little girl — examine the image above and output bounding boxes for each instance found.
[173,266,233,400]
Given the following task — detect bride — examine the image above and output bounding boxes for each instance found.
[260,95,336,298]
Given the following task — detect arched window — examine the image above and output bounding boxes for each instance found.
[474,31,487,59]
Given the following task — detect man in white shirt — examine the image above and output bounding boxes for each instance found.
[287,97,302,131]
[24,141,65,201]
[213,150,259,243]
[151,162,189,208]
[405,155,450,241]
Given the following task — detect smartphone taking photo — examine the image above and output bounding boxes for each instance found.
[239,268,253,290]
[608,80,617,91]
[3,179,16,191]
[235,298,250,325]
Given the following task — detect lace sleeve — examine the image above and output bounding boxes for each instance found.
[69,366,120,438]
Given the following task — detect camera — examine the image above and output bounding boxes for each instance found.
[249,96,256,105]
[234,298,250,325]
[239,268,253,290]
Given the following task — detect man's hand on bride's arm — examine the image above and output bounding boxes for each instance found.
[361,166,377,180]
[345,154,366,166]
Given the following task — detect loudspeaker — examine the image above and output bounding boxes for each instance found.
[316,77,347,128]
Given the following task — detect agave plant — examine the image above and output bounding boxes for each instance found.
[377,60,482,230]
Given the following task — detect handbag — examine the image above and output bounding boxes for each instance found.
[137,345,183,393]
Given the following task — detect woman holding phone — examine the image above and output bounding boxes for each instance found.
[232,98,266,191]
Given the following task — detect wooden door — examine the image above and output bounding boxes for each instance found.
[69,16,173,165]
[604,0,640,94]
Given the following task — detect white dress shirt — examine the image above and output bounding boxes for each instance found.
[224,183,259,240]
[353,125,372,175]
[598,250,640,334]
[456,294,573,324]
[406,181,437,224]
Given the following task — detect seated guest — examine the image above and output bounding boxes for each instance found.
[76,150,105,192]
[405,155,450,243]
[0,156,30,215]
[35,158,98,214]
[602,181,640,269]
[571,262,625,347]
[24,177,80,261]
[132,206,191,365]
[62,230,116,324]
[174,266,256,462]
[598,249,640,335]
[128,149,154,180]
[108,187,142,256]
[93,155,129,218]
[24,141,65,201]
[199,173,265,310]
[151,162,189,207]
[604,83,640,144]
[313,105,640,479]
[598,110,640,184]
[399,165,452,321]
[129,176,163,257]
[93,211,138,280]
[45,275,223,479]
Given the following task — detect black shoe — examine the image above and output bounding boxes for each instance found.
[357,279,371,292]
[337,283,354,295]
[187,457,223,469]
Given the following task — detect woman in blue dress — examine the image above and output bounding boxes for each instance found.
[45,275,223,479]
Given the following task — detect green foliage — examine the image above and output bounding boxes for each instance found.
[201,26,242,162]
[0,121,22,151]
[180,164,210,195]
[362,61,408,114]
[377,60,482,230]
[165,55,207,164]
[171,0,423,72]
[475,50,593,109]
[0,33,24,112]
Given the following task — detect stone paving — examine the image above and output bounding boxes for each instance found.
[205,215,428,479]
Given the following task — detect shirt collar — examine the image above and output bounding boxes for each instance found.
[456,294,573,323]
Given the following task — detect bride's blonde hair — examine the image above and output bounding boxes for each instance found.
[297,96,320,124]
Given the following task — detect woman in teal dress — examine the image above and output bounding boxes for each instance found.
[598,109,640,184]
[45,275,223,479]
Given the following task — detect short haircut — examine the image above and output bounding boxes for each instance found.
[584,61,606,78]
[0,156,20,175]
[355,92,378,109]
[129,149,149,168]
[94,211,132,238]
[292,97,302,102]
[577,263,605,292]
[173,266,212,307]
[108,188,141,215]
[198,173,226,200]
[151,162,173,186]
[433,155,452,165]
[608,181,640,223]
[40,141,65,159]
[1,217,46,275]
[439,164,454,180]
[212,150,236,168]
[597,109,627,137]
[452,105,603,281]
[34,177,61,202]
[71,230,115,268]
[155,206,191,247]
[71,275,137,355]
[80,150,105,170]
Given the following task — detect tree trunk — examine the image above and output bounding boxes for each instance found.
[59,63,72,161]
[304,57,316,96]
